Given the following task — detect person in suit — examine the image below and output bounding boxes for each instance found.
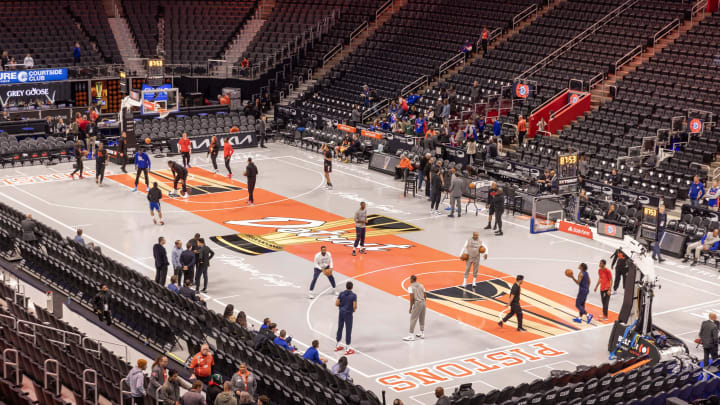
[20,213,38,245]
[195,238,214,293]
[493,187,505,236]
[699,312,719,368]
[448,168,464,218]
[429,165,443,215]
[153,237,169,285]
[652,205,667,262]
[179,279,205,304]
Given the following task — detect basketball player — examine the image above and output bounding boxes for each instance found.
[498,275,525,332]
[322,144,333,189]
[244,157,258,205]
[460,232,488,287]
[308,246,336,298]
[335,281,357,355]
[223,136,234,179]
[70,140,84,179]
[207,135,219,174]
[403,275,426,341]
[147,182,164,225]
[352,202,367,256]
[167,161,188,198]
[178,132,192,168]
[484,182,497,230]
[569,263,593,324]
[95,142,107,187]
[118,131,128,173]
[132,149,151,192]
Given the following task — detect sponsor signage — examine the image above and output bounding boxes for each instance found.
[168,133,257,153]
[0,82,71,107]
[360,129,383,139]
[596,220,624,239]
[558,221,593,239]
[0,68,68,84]
[337,123,357,133]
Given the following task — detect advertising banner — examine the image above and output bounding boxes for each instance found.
[0,82,71,107]
[0,68,68,84]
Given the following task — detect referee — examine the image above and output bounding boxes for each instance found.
[498,275,525,332]
[352,202,367,256]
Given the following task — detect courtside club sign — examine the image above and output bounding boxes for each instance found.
[0,69,68,84]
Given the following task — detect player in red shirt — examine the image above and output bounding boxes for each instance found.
[177,132,192,168]
[593,259,612,320]
[223,136,234,179]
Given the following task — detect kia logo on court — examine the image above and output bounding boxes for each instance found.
[190,134,254,149]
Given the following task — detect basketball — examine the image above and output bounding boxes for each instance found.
[145,137,151,144]
[460,253,469,261]
[82,150,88,156]
[564,269,574,277]
[469,182,476,189]
[479,246,486,254]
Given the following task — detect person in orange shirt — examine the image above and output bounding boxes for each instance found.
[217,94,230,105]
[517,115,527,145]
[395,153,414,179]
[241,57,250,69]
[177,132,192,168]
[189,343,214,384]
[481,26,488,55]
[229,126,239,133]
[223,136,234,180]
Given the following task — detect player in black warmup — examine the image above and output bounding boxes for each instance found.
[167,161,188,198]
[244,157,258,205]
[498,275,526,332]
[70,140,84,179]
[95,142,107,186]
[207,135,219,174]
[323,144,333,189]
[118,131,128,173]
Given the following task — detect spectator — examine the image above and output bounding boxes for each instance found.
[93,284,112,326]
[23,54,33,69]
[486,137,498,159]
[74,229,85,246]
[302,340,327,365]
[206,374,223,405]
[393,400,404,405]
[395,153,414,179]
[180,242,196,286]
[707,180,720,211]
[126,359,147,405]
[241,57,250,69]
[20,213,37,244]
[0,51,8,69]
[350,105,361,127]
[236,311,248,329]
[73,42,81,65]
[214,382,235,405]
[7,58,15,70]
[149,355,169,400]
[700,312,719,368]
[517,115,527,145]
[55,118,67,135]
[189,343,215,384]
[481,26,488,55]
[168,275,180,293]
[605,204,619,222]
[257,395,270,405]
[331,356,351,381]
[222,304,235,322]
[217,94,230,105]
[153,236,169,285]
[493,118,501,137]
[87,242,101,253]
[231,363,257,398]
[683,228,720,266]
[274,329,295,351]
[459,39,472,54]
[158,370,182,405]
[689,176,706,208]
[434,387,451,405]
[440,100,450,120]
[180,381,205,405]
[179,279,204,302]
[236,391,253,404]
[470,80,480,103]
[171,240,182,280]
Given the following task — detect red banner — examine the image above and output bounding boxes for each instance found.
[558,221,593,239]
[337,124,357,133]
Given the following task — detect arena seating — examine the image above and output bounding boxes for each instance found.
[134,110,255,144]
[0,201,381,405]
[0,1,109,67]
[65,0,123,64]
[0,135,75,168]
[123,0,257,65]
[293,0,535,122]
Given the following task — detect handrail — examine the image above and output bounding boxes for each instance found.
[614,45,642,73]
[323,43,343,67]
[531,88,568,115]
[691,0,708,21]
[44,359,60,396]
[439,53,465,77]
[588,72,604,90]
[653,18,679,46]
[376,0,394,20]
[517,0,639,80]
[401,75,428,97]
[350,20,369,43]
[82,336,129,361]
[17,319,82,347]
[513,4,538,29]
[362,98,390,121]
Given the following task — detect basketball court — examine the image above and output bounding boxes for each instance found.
[0,143,715,404]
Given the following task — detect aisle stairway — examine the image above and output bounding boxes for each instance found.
[108,17,145,75]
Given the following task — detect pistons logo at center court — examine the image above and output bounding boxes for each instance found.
[515,83,529,98]
[689,118,703,134]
